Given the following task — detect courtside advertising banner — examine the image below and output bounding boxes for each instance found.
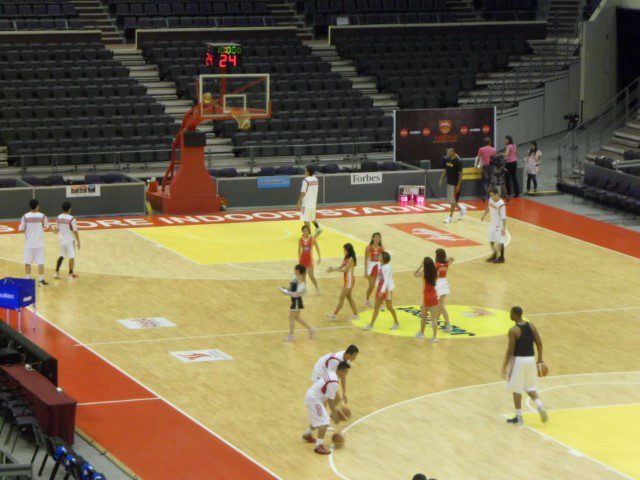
[394,107,496,167]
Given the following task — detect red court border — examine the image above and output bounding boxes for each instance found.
[1,198,639,479]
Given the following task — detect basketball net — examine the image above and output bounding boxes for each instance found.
[229,108,251,130]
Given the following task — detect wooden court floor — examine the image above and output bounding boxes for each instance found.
[0,199,639,480]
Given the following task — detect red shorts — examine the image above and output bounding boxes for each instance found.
[422,287,438,307]
[375,281,391,301]
[299,255,312,268]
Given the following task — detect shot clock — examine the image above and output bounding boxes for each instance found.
[204,43,242,70]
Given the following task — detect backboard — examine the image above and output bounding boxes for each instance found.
[198,73,271,121]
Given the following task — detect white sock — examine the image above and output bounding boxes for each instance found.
[534,398,544,410]
[38,275,44,281]
[516,409,522,417]
[315,438,323,447]
[304,428,312,436]
[25,274,31,279]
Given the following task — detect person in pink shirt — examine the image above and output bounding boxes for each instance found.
[475,137,497,199]
[503,135,520,197]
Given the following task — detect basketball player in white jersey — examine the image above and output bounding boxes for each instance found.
[311,345,359,403]
[54,201,81,279]
[480,187,507,263]
[18,199,50,286]
[303,361,351,454]
[296,166,322,237]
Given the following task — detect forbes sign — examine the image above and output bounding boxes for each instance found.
[350,172,383,185]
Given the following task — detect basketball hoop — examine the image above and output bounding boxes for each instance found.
[230,108,252,131]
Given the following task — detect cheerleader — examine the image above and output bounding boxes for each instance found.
[435,248,454,332]
[414,257,440,343]
[327,243,359,321]
[364,232,384,308]
[364,252,399,330]
[281,264,316,342]
[298,225,321,294]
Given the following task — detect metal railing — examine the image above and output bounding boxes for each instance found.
[6,139,394,174]
[557,75,640,178]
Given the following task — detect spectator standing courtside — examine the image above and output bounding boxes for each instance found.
[440,148,466,223]
[503,135,520,197]
[525,142,542,194]
[475,137,497,199]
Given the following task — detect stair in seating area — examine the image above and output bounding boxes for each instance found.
[306,41,399,115]
[586,112,640,162]
[444,0,480,21]
[69,0,125,44]
[266,0,314,40]
[547,0,581,37]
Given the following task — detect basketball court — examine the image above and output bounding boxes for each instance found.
[0,198,639,479]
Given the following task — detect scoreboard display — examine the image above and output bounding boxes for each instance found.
[204,43,242,69]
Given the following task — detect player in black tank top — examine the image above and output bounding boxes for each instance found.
[513,322,535,357]
[502,306,548,425]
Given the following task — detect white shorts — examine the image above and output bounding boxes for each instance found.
[300,205,317,222]
[507,356,538,394]
[489,224,507,244]
[306,401,330,428]
[23,247,45,265]
[436,277,450,298]
[366,261,380,277]
[60,241,75,259]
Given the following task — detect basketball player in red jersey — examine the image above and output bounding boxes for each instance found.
[434,248,454,332]
[298,225,321,294]
[327,243,359,321]
[414,257,440,342]
[364,232,384,308]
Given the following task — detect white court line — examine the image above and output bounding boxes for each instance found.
[524,381,640,413]
[329,371,640,480]
[75,324,358,347]
[522,426,635,480]
[28,307,283,480]
[526,306,640,317]
[128,228,203,266]
[78,397,159,407]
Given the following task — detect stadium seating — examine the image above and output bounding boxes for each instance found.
[298,0,456,36]
[143,38,393,158]
[482,0,537,21]
[335,32,530,108]
[103,0,276,40]
[0,42,177,167]
[0,1,82,31]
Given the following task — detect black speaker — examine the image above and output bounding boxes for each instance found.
[183,131,206,148]
[0,348,21,366]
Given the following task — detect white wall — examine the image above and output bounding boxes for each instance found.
[580,0,640,121]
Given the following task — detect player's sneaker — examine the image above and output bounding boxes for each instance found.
[492,258,505,264]
[415,332,425,339]
[363,324,373,331]
[486,256,497,262]
[444,216,453,224]
[327,313,337,321]
[282,335,295,342]
[538,407,548,423]
[69,273,79,279]
[314,445,331,455]
[431,337,438,343]
[364,299,371,308]
[309,328,317,340]
[380,305,386,312]
[459,206,467,219]
[347,314,359,321]
[302,433,316,443]
[38,280,48,287]
[316,288,321,296]
[444,325,453,333]
[390,323,400,330]
[506,416,523,425]
[53,273,60,279]
[314,228,323,238]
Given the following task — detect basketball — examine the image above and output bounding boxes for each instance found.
[537,362,549,377]
[238,118,251,131]
[335,409,348,422]
[341,406,352,418]
[332,433,345,448]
